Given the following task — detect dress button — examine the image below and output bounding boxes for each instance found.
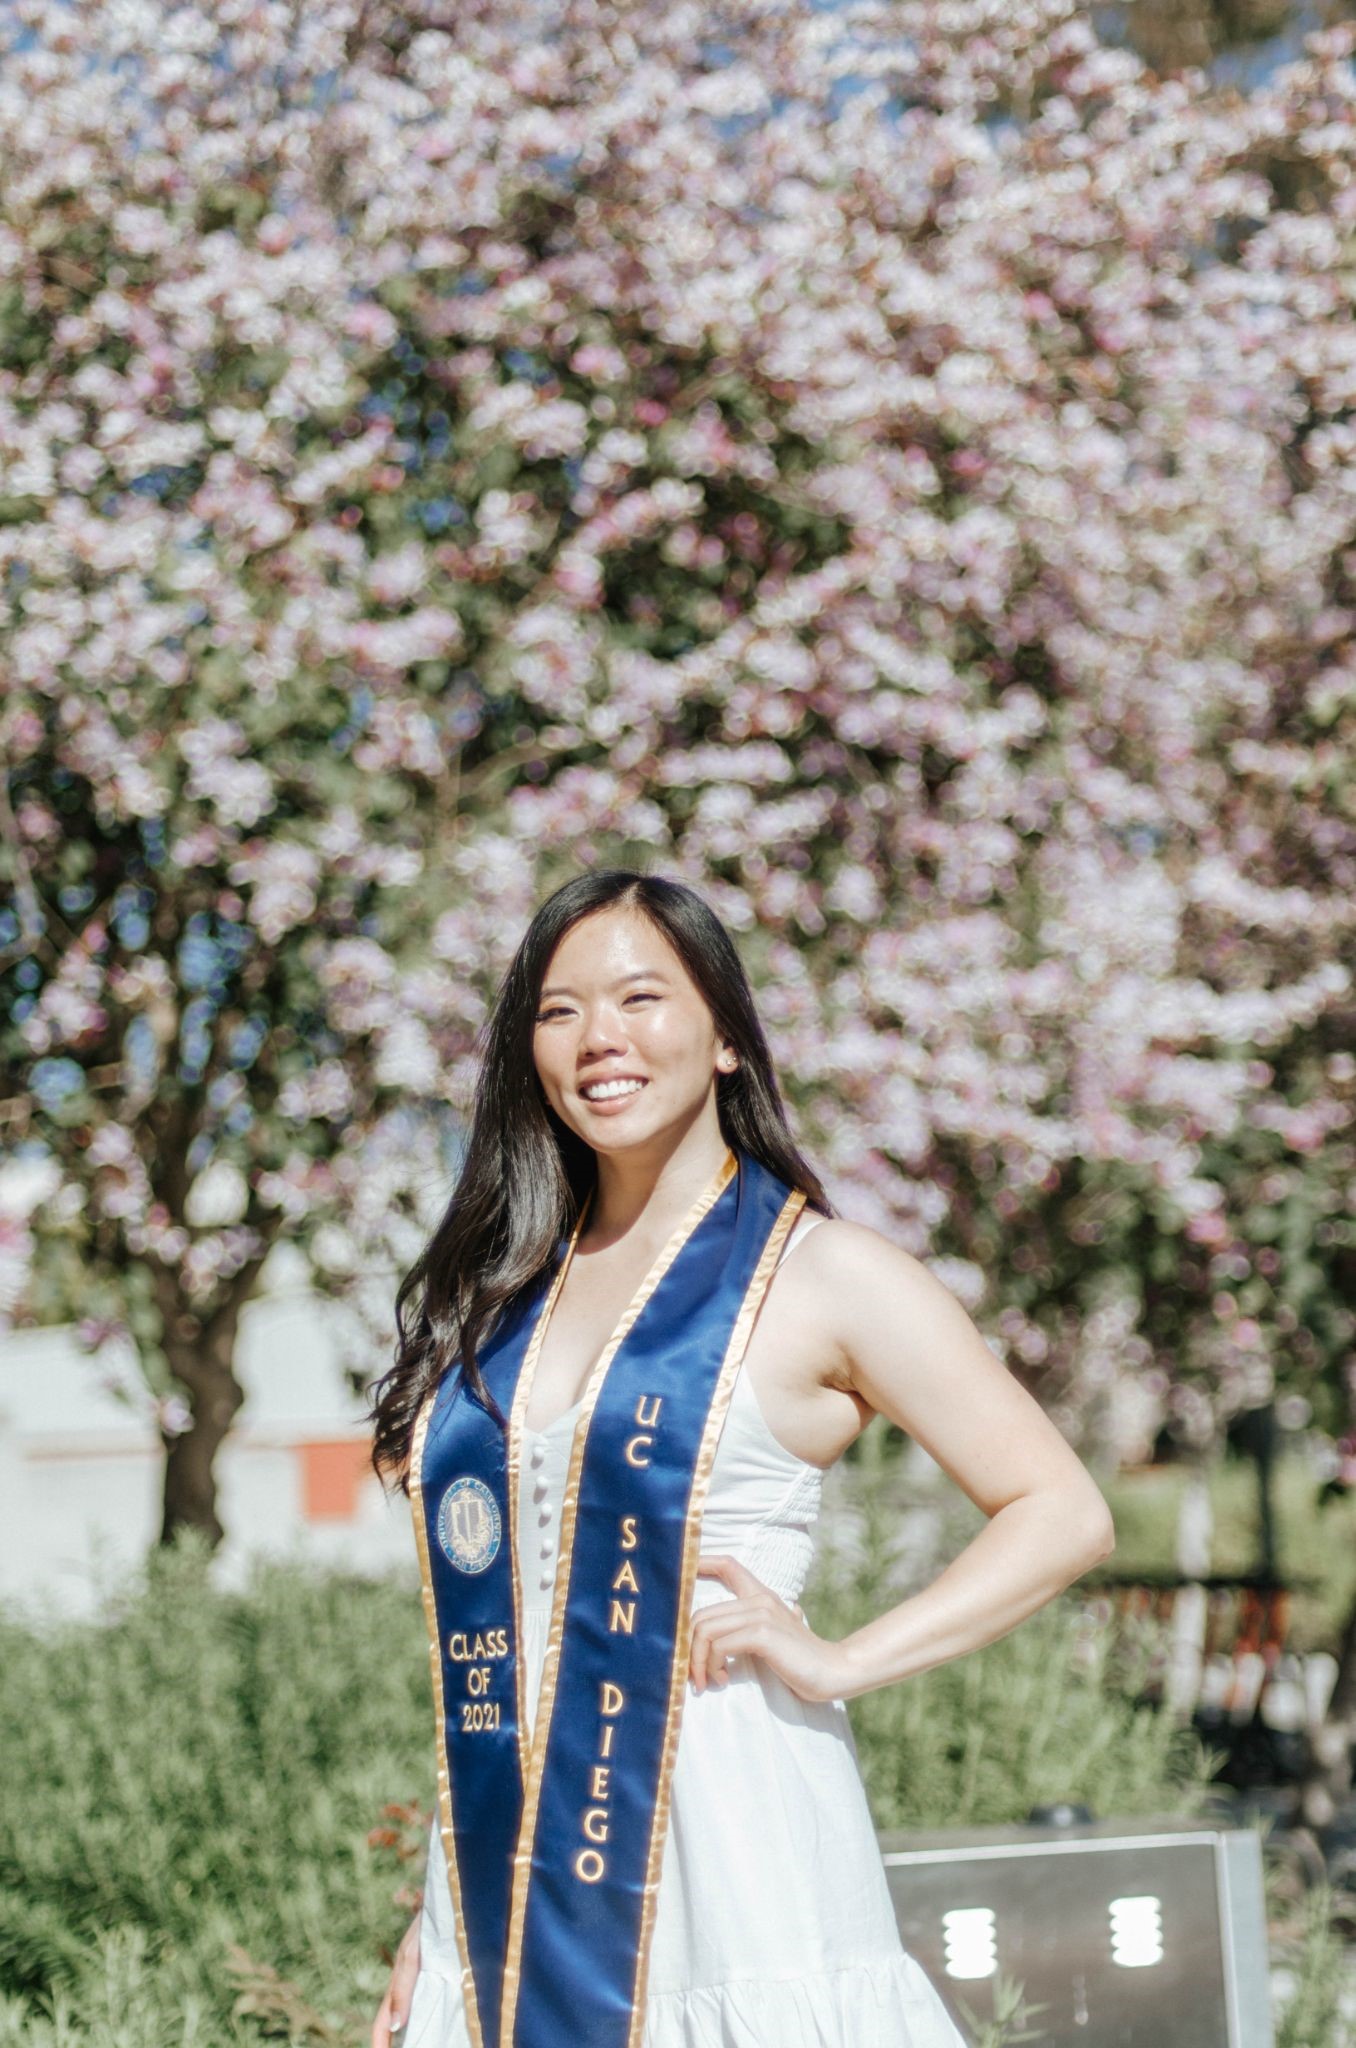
[532,1478,550,1503]
[540,1536,555,1559]
[529,1442,546,1469]
[538,1505,552,1526]
[539,1569,554,1590]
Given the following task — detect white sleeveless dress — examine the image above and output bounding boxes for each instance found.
[404,1214,968,2047]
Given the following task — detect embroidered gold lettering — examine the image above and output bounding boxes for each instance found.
[634,1393,663,1427]
[624,1434,653,1468]
[445,1627,511,1735]
[619,1514,639,1551]
[575,1683,627,1879]
[459,1699,501,1731]
[447,1627,509,1663]
[609,1598,636,1634]
[610,1558,640,1594]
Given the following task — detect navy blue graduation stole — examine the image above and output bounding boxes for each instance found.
[409,1146,806,2048]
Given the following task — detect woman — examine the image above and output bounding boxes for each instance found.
[368,868,1115,2048]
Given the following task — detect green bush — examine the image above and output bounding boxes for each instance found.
[1273,1886,1356,2048]
[0,1478,1346,2045]
[0,1535,431,2045]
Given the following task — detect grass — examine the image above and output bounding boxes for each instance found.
[1097,1449,1356,1649]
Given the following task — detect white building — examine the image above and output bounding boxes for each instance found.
[0,1242,417,1620]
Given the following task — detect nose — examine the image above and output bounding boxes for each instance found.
[581,1011,630,1056]
[578,1002,628,1056]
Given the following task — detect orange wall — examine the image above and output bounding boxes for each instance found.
[299,1439,374,1520]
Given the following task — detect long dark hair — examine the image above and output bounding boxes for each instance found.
[367,868,832,1490]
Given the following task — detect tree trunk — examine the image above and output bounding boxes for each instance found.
[153,1254,269,1550]
[158,1342,246,1548]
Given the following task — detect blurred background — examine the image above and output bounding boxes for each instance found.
[1,1,1354,2042]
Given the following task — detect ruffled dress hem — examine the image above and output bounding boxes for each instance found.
[405,1949,967,2048]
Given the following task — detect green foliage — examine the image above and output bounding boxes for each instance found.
[951,1973,1054,2048]
[0,1535,430,2044]
[0,1513,1348,2042]
[0,1926,244,2048]
[1273,1886,1356,2048]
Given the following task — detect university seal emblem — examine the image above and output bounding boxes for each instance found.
[436,1474,502,1575]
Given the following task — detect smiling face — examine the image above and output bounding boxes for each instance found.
[532,905,736,1159]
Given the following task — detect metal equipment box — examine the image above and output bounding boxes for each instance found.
[878,1814,1273,2046]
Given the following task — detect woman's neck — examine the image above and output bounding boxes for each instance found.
[585,1130,732,1250]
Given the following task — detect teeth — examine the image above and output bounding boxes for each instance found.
[582,1079,645,1100]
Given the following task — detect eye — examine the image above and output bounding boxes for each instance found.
[535,992,659,1023]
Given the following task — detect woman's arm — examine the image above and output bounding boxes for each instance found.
[371,1911,420,2044]
[691,1218,1115,1703]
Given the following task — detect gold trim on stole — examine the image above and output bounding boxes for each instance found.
[497,1146,742,2048]
[505,1197,594,1781]
[408,1381,487,2048]
[624,1179,807,2046]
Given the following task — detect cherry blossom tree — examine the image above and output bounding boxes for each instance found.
[313,0,1356,1459]
[0,1,489,1539]
[1,1,1352,1560]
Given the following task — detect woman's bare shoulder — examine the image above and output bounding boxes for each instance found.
[772,1215,944,1381]
[793,1213,934,1286]
[788,1214,970,1357]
